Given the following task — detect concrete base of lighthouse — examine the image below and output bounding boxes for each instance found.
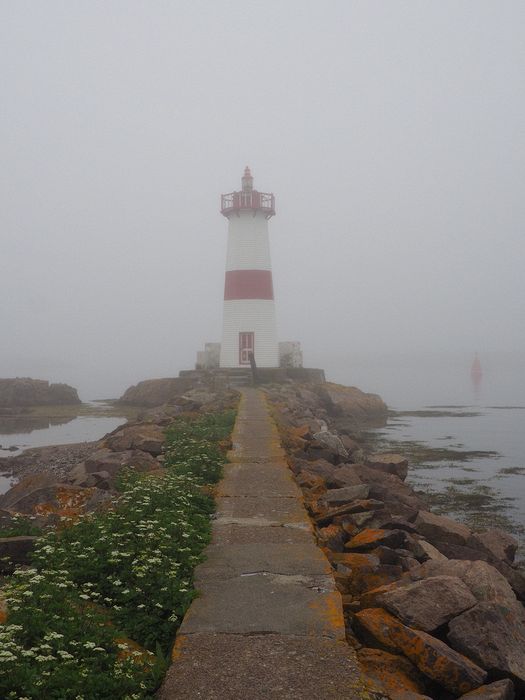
[180,366,326,388]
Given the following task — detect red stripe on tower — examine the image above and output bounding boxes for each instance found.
[224,269,274,300]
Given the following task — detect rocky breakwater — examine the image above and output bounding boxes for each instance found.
[0,378,80,407]
[265,381,525,700]
[0,385,238,574]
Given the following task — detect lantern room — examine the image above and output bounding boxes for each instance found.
[220,166,275,219]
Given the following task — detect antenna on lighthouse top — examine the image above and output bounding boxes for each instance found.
[242,166,253,192]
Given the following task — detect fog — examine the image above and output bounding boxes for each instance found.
[1,1,524,401]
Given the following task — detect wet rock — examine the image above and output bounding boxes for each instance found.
[468,529,518,565]
[448,602,525,685]
[375,575,477,632]
[414,510,472,547]
[459,679,515,699]
[0,536,38,573]
[357,648,433,700]
[354,607,487,695]
[365,453,409,481]
[319,484,370,507]
[346,528,406,552]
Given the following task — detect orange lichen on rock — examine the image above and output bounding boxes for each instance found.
[346,529,389,548]
[34,485,97,522]
[328,552,381,569]
[358,647,432,699]
[354,608,487,695]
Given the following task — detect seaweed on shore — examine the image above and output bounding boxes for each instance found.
[413,481,523,535]
[392,409,482,418]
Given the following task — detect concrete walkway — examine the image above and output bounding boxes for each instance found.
[159,388,368,700]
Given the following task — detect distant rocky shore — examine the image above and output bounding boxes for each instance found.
[0,378,80,407]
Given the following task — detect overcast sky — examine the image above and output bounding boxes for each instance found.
[1,1,524,400]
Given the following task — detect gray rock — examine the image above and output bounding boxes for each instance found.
[415,510,471,547]
[365,453,409,481]
[412,559,525,622]
[320,484,370,507]
[468,529,518,565]
[328,464,364,488]
[376,575,477,632]
[312,431,349,458]
[448,602,525,685]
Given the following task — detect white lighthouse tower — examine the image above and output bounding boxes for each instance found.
[219,167,279,368]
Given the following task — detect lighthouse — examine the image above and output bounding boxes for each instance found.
[219,167,279,368]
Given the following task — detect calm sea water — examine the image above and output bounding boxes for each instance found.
[327,352,525,541]
[0,411,127,494]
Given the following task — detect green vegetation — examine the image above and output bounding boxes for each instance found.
[0,515,43,538]
[0,409,236,700]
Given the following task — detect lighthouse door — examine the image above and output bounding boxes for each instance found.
[239,332,254,365]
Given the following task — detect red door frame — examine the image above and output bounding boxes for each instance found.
[239,332,254,365]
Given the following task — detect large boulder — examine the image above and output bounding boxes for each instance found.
[448,602,525,686]
[374,575,477,632]
[354,608,487,695]
[69,449,157,485]
[102,423,165,456]
[317,383,388,424]
[414,510,472,547]
[0,378,80,406]
[410,559,525,624]
[468,529,518,565]
[365,454,409,481]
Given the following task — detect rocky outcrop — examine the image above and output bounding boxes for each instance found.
[117,378,194,406]
[0,378,80,406]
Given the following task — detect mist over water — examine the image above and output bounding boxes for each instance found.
[329,350,525,539]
